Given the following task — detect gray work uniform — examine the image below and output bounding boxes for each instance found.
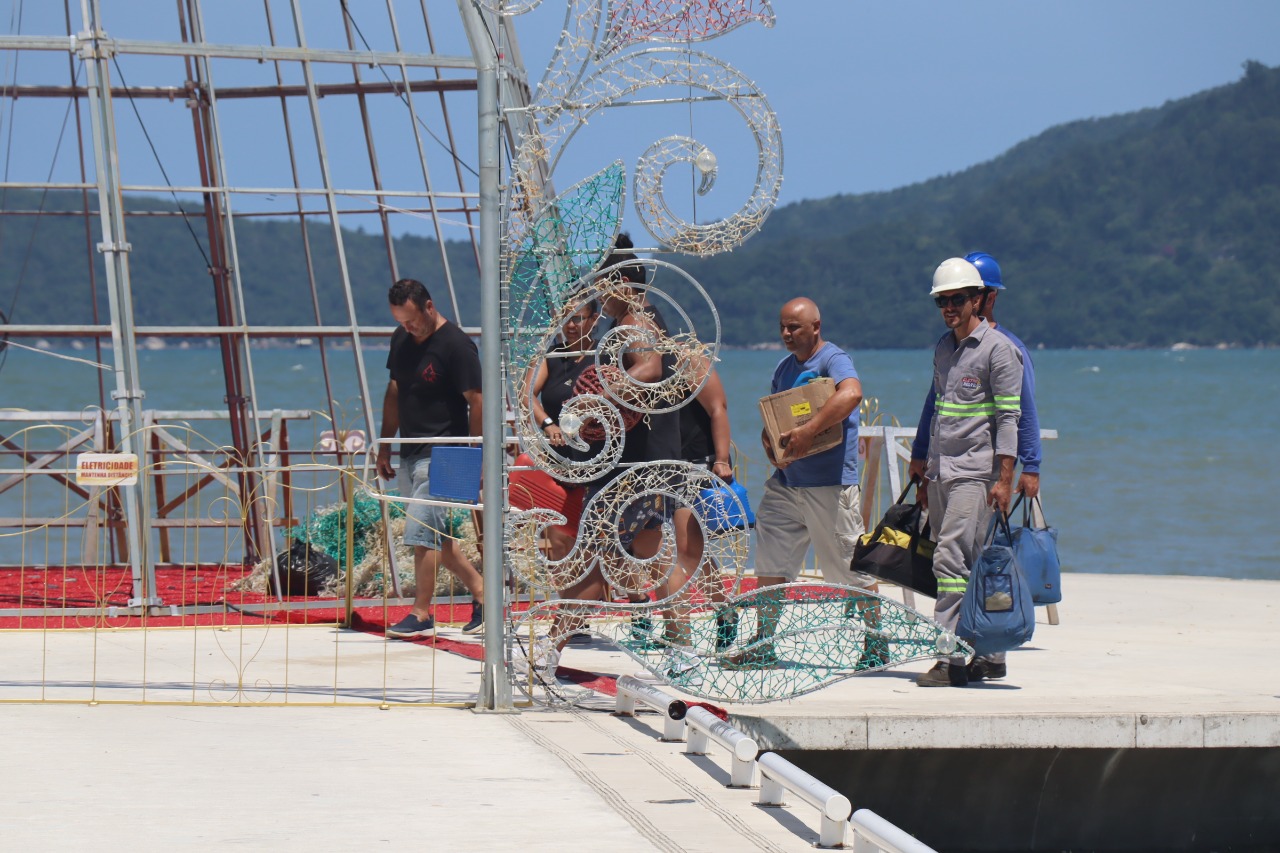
[924,319,1022,665]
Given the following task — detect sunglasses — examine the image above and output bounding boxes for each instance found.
[933,292,976,309]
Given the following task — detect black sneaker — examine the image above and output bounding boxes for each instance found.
[855,636,891,671]
[387,613,435,639]
[629,615,654,644]
[714,608,740,651]
[462,601,484,635]
[966,659,1007,681]
[633,620,679,652]
[915,661,968,687]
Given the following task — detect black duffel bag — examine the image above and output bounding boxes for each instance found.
[851,478,937,598]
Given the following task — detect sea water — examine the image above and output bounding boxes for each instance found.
[2,344,1276,580]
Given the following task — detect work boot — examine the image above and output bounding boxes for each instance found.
[915,661,968,687]
[966,659,1008,681]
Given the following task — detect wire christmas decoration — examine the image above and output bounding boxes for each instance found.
[492,2,964,706]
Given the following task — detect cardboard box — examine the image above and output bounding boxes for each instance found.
[758,377,843,462]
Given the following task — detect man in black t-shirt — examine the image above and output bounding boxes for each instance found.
[376,279,486,639]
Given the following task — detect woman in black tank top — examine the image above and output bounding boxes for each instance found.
[528,302,599,446]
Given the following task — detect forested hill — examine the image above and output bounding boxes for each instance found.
[690,60,1280,349]
[2,62,1277,349]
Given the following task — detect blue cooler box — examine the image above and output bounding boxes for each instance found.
[427,446,483,504]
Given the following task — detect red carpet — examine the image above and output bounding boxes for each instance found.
[0,565,733,712]
[0,565,487,630]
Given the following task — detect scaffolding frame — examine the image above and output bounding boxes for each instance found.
[0,0,491,612]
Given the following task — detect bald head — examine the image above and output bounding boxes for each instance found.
[783,298,820,321]
[779,298,823,360]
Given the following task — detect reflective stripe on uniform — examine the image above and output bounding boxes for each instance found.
[935,396,1021,417]
[937,402,997,416]
[936,578,968,593]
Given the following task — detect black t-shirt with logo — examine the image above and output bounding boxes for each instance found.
[386,320,480,453]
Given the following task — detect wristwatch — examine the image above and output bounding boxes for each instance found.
[540,417,555,430]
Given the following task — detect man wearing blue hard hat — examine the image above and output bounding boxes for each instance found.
[908,251,1043,684]
[962,252,1041,500]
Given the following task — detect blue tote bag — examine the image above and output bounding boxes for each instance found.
[998,494,1063,605]
[694,478,756,532]
[958,513,1036,657]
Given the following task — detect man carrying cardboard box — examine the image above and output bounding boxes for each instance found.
[724,298,880,669]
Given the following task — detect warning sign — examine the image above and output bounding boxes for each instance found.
[76,453,139,487]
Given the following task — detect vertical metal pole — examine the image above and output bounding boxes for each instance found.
[459,0,511,712]
[344,472,356,627]
[285,2,379,470]
[79,1,155,608]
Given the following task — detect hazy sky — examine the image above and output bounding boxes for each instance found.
[510,0,1280,210]
[3,1,1279,243]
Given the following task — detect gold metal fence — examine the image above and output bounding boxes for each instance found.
[0,412,489,707]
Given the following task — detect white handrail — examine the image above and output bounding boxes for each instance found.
[850,808,937,853]
[757,752,852,848]
[682,706,758,788]
[614,675,688,742]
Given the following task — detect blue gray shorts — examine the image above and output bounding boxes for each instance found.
[397,451,448,550]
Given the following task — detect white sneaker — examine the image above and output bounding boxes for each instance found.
[512,636,560,680]
[664,647,701,683]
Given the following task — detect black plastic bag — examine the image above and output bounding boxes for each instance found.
[270,539,339,597]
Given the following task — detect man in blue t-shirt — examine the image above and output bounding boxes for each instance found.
[724,297,879,669]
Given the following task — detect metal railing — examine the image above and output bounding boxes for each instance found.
[849,808,937,853]
[617,679,936,851]
[614,674,689,742]
[757,751,852,848]
[683,705,759,788]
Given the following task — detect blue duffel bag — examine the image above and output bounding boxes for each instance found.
[997,494,1063,605]
[958,513,1035,657]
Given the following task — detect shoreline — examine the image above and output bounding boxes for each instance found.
[11,338,1280,353]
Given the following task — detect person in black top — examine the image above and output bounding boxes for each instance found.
[509,301,600,560]
[377,278,486,639]
[678,368,733,478]
[676,363,739,648]
[529,301,599,448]
[559,237,700,666]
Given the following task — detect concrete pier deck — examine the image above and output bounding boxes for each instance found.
[723,573,1280,751]
[1,573,1277,851]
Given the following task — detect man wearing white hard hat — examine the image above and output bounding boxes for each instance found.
[913,258,1023,688]
[910,251,1042,507]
